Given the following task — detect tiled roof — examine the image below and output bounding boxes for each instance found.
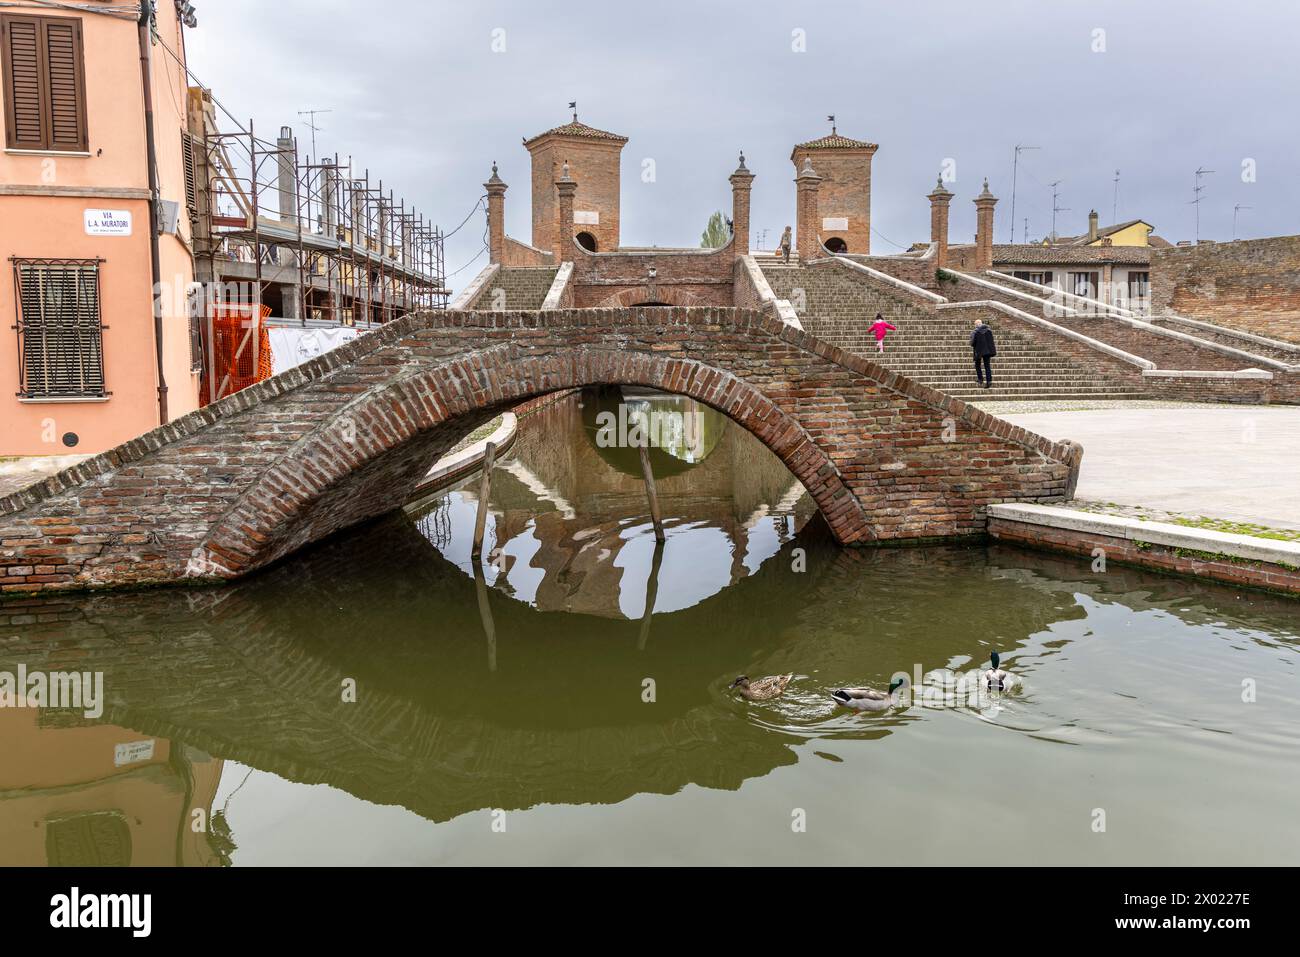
[991,244,1152,265]
[793,133,879,151]
[524,121,628,148]
[1054,218,1153,246]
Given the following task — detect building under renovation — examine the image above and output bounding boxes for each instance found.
[185,87,447,403]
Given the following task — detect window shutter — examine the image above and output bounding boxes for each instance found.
[42,17,86,151]
[2,16,47,148]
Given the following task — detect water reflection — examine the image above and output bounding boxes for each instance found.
[0,390,1297,865]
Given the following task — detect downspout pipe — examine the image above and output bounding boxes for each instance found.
[139,0,169,424]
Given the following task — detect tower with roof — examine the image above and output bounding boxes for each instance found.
[523,109,628,254]
[790,119,879,255]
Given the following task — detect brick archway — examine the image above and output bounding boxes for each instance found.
[590,286,709,309]
[201,345,870,575]
[0,307,1081,593]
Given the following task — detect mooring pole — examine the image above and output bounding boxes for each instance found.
[473,560,497,672]
[637,539,665,651]
[471,441,497,560]
[637,443,665,543]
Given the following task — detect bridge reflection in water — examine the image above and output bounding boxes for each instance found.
[1,390,1297,865]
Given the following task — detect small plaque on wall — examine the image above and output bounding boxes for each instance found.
[574,210,600,224]
[84,209,133,236]
[822,217,849,231]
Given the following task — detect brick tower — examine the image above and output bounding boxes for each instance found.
[790,122,879,254]
[524,111,627,254]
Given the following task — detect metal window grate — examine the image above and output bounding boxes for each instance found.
[12,257,107,398]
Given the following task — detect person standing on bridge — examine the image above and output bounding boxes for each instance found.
[970,318,997,389]
[869,313,897,354]
[778,225,792,264]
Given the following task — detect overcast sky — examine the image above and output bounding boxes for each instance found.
[187,0,1300,289]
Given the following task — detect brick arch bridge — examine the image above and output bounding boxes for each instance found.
[0,307,1081,593]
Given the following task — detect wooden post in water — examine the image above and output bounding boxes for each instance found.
[471,441,497,560]
[473,560,497,672]
[637,443,665,543]
[637,539,665,651]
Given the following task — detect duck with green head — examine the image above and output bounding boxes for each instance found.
[829,677,907,712]
[981,651,1020,692]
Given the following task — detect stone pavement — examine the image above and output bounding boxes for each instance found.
[993,402,1300,532]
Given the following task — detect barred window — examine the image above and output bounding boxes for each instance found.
[12,258,106,399]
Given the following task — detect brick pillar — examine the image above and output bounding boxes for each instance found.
[927,177,953,269]
[729,152,755,259]
[554,161,577,263]
[974,178,998,271]
[795,157,823,261]
[484,162,507,264]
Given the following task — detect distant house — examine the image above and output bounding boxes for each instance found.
[980,212,1162,313]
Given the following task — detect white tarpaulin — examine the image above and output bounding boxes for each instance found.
[267,326,361,375]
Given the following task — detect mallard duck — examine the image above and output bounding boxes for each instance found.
[981,651,1020,692]
[830,677,906,712]
[729,674,793,701]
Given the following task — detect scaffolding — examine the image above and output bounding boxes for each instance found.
[185,87,447,401]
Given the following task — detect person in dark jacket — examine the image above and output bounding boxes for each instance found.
[970,318,996,389]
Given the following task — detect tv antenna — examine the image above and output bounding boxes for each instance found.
[1009,144,1040,242]
[1112,169,1121,223]
[1049,181,1069,241]
[1192,167,1215,243]
[297,108,332,161]
[1233,203,1253,240]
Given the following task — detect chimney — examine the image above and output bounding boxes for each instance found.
[1088,209,1099,242]
[973,178,998,271]
[276,127,296,231]
[554,161,577,263]
[729,151,755,259]
[795,157,823,261]
[484,162,507,264]
[927,176,953,269]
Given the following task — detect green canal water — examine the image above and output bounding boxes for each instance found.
[1,390,1297,866]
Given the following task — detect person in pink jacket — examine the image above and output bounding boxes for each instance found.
[869,313,897,353]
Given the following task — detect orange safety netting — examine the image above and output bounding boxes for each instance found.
[200,303,273,407]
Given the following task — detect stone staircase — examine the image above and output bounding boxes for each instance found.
[799,312,1145,402]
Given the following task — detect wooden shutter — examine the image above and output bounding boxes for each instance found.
[2,14,87,152]
[43,17,87,151]
[2,16,46,148]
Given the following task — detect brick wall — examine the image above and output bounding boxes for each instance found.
[1140,373,1274,404]
[502,236,554,267]
[0,307,1080,595]
[1151,235,1300,344]
[846,254,938,290]
[571,246,735,308]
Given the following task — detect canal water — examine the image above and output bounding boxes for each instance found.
[1,390,1297,866]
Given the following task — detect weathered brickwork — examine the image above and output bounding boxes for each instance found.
[989,517,1300,597]
[0,307,1081,595]
[527,134,625,254]
[790,143,877,254]
[1151,236,1300,344]
[570,245,736,308]
[1140,373,1274,404]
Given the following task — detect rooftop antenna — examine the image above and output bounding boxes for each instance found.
[297,108,332,162]
[1009,144,1040,243]
[1049,180,1069,241]
[1112,169,1121,223]
[1192,166,1215,242]
[827,114,836,135]
[569,100,577,123]
[1023,217,1029,244]
[1233,203,1253,240]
